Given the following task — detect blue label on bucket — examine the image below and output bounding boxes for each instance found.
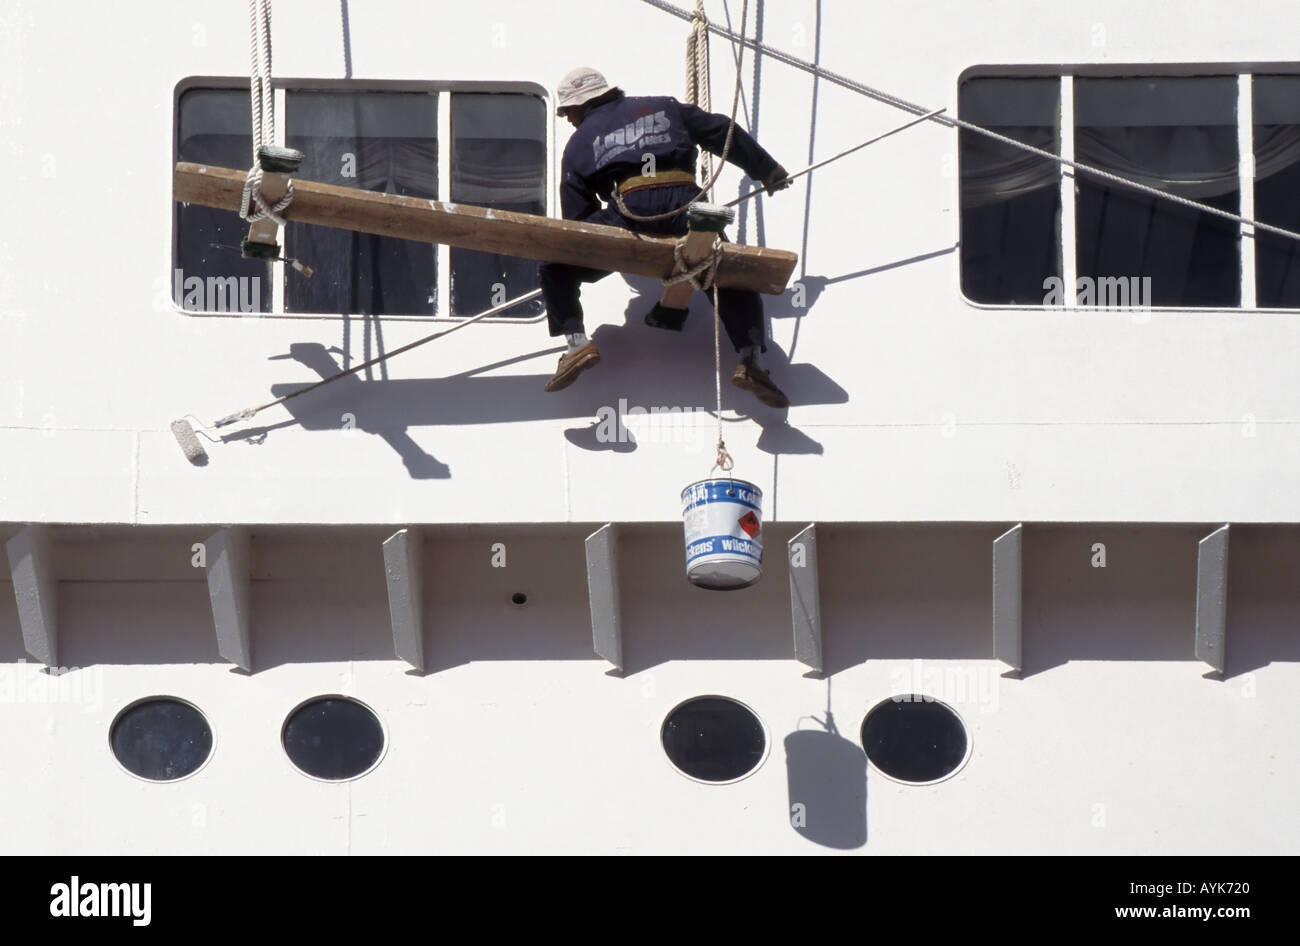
[685,535,763,565]
[681,481,763,514]
[681,478,764,584]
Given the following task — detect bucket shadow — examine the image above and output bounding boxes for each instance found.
[785,711,868,850]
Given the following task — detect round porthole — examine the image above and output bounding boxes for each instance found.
[282,696,385,782]
[110,697,214,782]
[860,696,969,785]
[661,695,767,784]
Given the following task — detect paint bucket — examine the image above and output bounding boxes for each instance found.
[680,478,764,589]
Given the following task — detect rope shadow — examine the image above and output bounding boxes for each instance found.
[764,245,959,320]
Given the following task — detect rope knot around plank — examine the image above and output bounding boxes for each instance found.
[240,162,296,227]
[664,235,724,291]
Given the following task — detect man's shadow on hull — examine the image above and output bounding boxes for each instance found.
[250,275,846,478]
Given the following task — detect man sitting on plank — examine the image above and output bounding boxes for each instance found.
[540,67,792,408]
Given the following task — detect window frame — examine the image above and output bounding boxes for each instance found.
[172,76,553,323]
[956,64,1300,313]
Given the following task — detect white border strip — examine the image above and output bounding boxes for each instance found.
[272,86,287,316]
[1059,75,1077,308]
[436,90,452,318]
[1239,74,1257,310]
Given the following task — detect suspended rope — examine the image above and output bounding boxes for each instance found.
[637,0,1300,245]
[686,0,717,195]
[701,1,746,476]
[684,0,710,115]
[239,0,295,228]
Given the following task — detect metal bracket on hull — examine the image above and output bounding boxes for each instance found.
[204,527,252,672]
[1195,524,1230,675]
[5,524,58,667]
[788,524,823,672]
[992,523,1023,674]
[585,524,623,672]
[383,527,426,673]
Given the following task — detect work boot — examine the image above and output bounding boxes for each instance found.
[644,302,689,332]
[731,360,790,408]
[545,342,601,392]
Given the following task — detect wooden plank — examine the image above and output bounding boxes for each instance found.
[175,163,797,295]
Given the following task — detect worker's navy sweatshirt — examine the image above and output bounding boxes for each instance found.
[560,92,780,223]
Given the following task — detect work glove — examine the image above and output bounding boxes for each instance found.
[763,164,792,195]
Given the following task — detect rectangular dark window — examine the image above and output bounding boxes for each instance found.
[959,77,1061,305]
[173,83,547,319]
[450,92,547,318]
[285,91,437,315]
[1252,75,1300,308]
[174,88,271,313]
[1075,77,1240,307]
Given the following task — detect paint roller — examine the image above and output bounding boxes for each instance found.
[171,288,543,464]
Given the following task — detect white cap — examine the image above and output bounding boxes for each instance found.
[555,67,617,114]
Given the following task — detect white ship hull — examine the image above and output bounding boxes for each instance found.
[0,0,1296,854]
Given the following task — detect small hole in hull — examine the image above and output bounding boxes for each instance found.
[511,592,527,606]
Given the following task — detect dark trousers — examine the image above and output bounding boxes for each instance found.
[539,186,765,354]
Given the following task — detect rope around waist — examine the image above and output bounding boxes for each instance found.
[617,169,698,194]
